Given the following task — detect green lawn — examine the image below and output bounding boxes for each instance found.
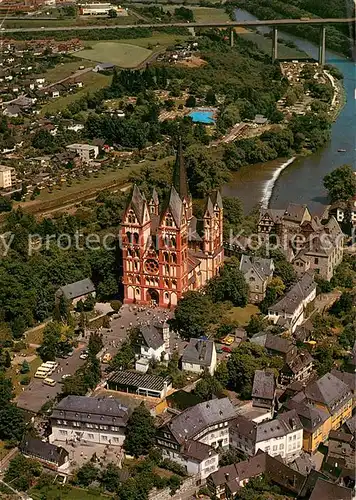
[74,41,152,68]
[40,60,94,84]
[227,304,260,326]
[30,485,110,500]
[40,71,110,115]
[84,33,190,50]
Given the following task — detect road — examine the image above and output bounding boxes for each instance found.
[0,17,354,33]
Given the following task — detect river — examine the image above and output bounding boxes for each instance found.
[223,8,356,212]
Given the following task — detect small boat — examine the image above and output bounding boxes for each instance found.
[337,149,346,152]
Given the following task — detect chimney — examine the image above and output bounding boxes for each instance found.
[225,473,230,481]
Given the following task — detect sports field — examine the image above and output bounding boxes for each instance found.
[74,41,152,68]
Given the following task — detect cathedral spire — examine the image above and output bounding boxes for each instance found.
[172,138,189,202]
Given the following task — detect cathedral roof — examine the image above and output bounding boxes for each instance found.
[127,184,147,224]
[150,188,159,206]
[204,196,214,217]
[172,139,189,202]
[161,186,183,228]
[210,190,223,209]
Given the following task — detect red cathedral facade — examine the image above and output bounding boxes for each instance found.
[120,145,224,308]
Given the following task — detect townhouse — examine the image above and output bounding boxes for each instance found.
[267,272,316,333]
[230,409,303,462]
[251,370,276,411]
[156,398,236,481]
[284,372,353,453]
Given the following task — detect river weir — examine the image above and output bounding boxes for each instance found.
[223,9,356,213]
[260,157,296,209]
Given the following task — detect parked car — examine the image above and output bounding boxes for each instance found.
[222,346,232,353]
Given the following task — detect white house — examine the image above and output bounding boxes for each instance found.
[169,441,219,482]
[268,272,316,333]
[182,338,217,375]
[134,322,169,361]
[49,396,129,446]
[230,409,303,463]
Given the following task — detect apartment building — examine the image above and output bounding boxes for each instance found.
[0,165,16,189]
[66,143,99,163]
[49,396,129,446]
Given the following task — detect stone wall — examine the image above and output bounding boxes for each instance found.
[149,476,197,500]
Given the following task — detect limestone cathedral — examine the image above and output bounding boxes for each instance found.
[121,143,224,308]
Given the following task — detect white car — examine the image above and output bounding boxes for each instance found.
[79,352,88,360]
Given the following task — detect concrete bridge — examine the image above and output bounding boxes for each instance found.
[2,17,355,65]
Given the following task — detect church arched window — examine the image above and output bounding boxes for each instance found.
[165,216,173,227]
[126,231,132,243]
[171,254,177,264]
[163,252,169,262]
[133,232,139,244]
[170,237,176,248]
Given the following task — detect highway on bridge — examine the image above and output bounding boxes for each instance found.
[0,17,355,33]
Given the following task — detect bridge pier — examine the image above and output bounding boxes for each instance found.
[230,27,234,47]
[272,27,278,63]
[318,25,326,66]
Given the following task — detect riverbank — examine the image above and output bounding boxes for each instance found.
[223,7,355,212]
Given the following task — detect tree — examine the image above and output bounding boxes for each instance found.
[88,331,103,356]
[111,340,135,370]
[38,322,73,361]
[0,196,12,213]
[110,300,122,312]
[206,88,216,105]
[214,360,229,387]
[222,196,243,229]
[108,8,117,17]
[75,462,99,487]
[259,277,285,314]
[194,374,223,400]
[20,360,30,374]
[4,455,41,491]
[185,95,196,108]
[227,343,270,397]
[4,350,11,368]
[0,373,13,405]
[170,291,216,340]
[274,260,297,288]
[124,403,156,457]
[100,462,122,492]
[207,258,249,307]
[329,292,354,318]
[324,164,356,202]
[0,403,26,441]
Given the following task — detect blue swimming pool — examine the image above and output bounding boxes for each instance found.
[188,109,216,124]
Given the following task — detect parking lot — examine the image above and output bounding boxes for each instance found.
[15,304,184,414]
[15,344,87,413]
